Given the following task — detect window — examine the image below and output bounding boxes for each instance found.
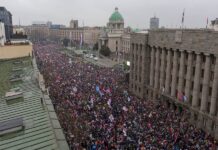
[201,70,204,78]
[211,72,214,81]
[200,84,203,92]
[192,67,195,76]
[191,82,194,90]
[209,87,212,96]
[135,85,137,91]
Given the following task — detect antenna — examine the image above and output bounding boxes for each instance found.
[19,18,21,27]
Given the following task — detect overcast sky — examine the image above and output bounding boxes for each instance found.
[1,0,217,29]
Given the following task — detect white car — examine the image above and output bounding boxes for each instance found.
[94,57,98,61]
[89,54,94,59]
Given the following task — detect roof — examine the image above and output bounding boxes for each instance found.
[0,57,69,150]
[109,7,124,22]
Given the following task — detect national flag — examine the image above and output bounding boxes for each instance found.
[80,33,83,47]
[95,85,100,92]
[182,9,185,24]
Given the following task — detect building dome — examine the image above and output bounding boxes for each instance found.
[109,7,124,22]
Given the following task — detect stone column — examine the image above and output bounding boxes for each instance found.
[129,43,134,89]
[154,48,160,90]
[171,50,178,97]
[160,48,166,92]
[192,53,201,108]
[185,51,193,103]
[200,54,211,112]
[149,47,155,87]
[165,49,172,94]
[209,55,218,116]
[178,50,185,93]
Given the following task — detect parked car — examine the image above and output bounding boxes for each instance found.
[94,57,98,61]
[90,54,94,59]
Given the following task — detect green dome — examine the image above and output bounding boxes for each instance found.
[109,7,124,22]
[133,28,140,33]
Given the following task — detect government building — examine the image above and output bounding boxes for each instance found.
[129,29,218,140]
[98,7,132,60]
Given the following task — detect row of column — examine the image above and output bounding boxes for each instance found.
[149,46,218,116]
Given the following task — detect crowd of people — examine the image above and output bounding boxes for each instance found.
[34,43,217,150]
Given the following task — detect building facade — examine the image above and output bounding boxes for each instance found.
[98,7,131,61]
[24,24,49,41]
[24,20,101,47]
[150,16,159,30]
[121,33,131,60]
[0,7,12,40]
[98,7,124,53]
[210,18,218,31]
[69,20,78,28]
[129,29,218,140]
[83,27,101,48]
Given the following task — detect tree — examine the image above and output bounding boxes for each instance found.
[93,42,98,51]
[62,38,70,47]
[100,46,111,56]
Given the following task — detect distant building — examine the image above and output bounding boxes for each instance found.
[210,18,218,31]
[69,20,78,28]
[0,7,13,40]
[98,7,132,61]
[13,25,25,35]
[99,7,125,52]
[0,22,6,46]
[24,24,49,41]
[46,21,52,28]
[150,16,159,29]
[50,24,65,29]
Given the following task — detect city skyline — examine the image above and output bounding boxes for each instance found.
[1,0,218,29]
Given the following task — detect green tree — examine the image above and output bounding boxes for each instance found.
[100,46,111,56]
[93,42,98,51]
[62,38,70,47]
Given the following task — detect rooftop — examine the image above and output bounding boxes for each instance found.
[109,7,124,22]
[0,57,68,150]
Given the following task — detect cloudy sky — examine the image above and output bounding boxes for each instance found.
[1,0,217,29]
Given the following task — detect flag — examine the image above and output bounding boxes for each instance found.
[80,33,83,47]
[182,9,185,24]
[183,95,187,102]
[181,9,185,28]
[206,17,209,28]
[177,92,183,101]
[95,85,100,92]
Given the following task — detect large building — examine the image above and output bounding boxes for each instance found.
[24,23,50,41]
[129,29,218,140]
[210,18,218,31]
[150,16,159,29]
[24,20,101,48]
[98,7,132,61]
[0,7,12,40]
[99,7,124,53]
[69,19,78,28]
